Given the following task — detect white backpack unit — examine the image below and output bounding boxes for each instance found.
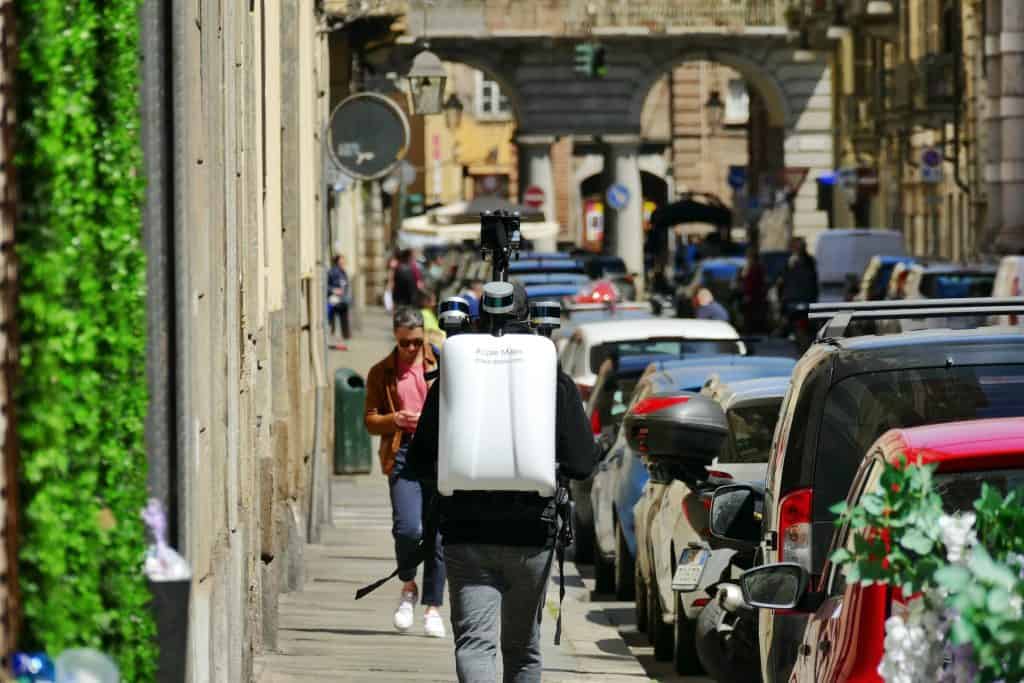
[438,333,557,497]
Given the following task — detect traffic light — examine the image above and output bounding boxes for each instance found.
[574,43,607,78]
[574,43,594,77]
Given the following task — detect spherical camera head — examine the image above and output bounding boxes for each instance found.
[529,300,561,338]
[439,296,471,337]
[479,210,521,282]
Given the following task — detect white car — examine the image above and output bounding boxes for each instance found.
[645,375,791,675]
[882,261,997,332]
[558,318,745,402]
[991,255,1024,326]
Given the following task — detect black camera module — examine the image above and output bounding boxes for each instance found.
[479,210,521,282]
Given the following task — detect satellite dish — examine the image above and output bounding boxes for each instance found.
[328,92,410,180]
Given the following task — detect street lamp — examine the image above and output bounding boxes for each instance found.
[443,93,464,131]
[704,90,725,132]
[407,48,447,115]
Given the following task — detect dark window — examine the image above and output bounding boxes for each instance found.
[935,468,1024,515]
[811,364,1024,572]
[589,338,743,374]
[920,272,995,298]
[869,263,897,300]
[722,399,784,464]
[594,377,641,430]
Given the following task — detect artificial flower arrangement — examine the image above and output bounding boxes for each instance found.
[830,455,1024,683]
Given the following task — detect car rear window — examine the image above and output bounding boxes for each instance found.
[589,338,743,375]
[935,468,1024,514]
[811,364,1024,570]
[921,273,995,298]
[722,399,783,464]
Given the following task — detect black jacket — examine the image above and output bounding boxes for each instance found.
[407,357,595,548]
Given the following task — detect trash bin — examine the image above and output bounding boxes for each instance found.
[334,368,372,474]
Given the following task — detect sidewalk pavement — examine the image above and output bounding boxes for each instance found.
[254,307,651,682]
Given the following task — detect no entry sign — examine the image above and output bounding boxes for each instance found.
[524,185,545,208]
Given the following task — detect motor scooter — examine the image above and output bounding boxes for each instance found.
[680,482,765,682]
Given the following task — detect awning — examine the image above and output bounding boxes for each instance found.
[399,197,559,247]
[650,198,733,229]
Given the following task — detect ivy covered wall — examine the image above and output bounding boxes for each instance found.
[13,0,156,679]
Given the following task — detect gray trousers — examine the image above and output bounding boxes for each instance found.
[444,544,554,683]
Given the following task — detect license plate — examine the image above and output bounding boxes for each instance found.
[672,548,709,592]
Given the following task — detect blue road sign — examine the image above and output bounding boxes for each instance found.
[727,166,747,190]
[606,183,630,210]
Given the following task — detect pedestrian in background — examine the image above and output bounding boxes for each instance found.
[419,290,446,349]
[740,245,767,333]
[459,279,484,318]
[384,248,401,312]
[407,283,594,683]
[393,249,420,308]
[364,307,447,639]
[692,287,731,322]
[327,253,352,340]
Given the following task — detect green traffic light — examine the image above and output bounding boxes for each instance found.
[574,43,594,76]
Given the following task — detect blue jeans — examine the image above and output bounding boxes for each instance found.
[389,444,445,606]
[444,544,553,683]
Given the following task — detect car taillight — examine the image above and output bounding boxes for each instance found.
[778,488,813,571]
[693,597,710,608]
[632,396,690,415]
[591,410,602,436]
[706,470,733,480]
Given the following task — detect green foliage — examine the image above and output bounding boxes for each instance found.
[14,0,156,679]
[830,455,945,594]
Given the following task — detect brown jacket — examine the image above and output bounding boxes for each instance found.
[364,344,438,475]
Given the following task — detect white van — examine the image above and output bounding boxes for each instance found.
[991,255,1024,326]
[813,229,907,302]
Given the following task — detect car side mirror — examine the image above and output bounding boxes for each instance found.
[709,484,763,545]
[740,563,809,610]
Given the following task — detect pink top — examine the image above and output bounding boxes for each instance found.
[395,357,427,429]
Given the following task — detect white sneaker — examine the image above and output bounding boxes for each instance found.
[424,610,446,638]
[393,588,417,632]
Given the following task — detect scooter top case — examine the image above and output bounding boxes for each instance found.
[623,392,728,468]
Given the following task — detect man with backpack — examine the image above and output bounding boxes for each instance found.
[406,282,595,683]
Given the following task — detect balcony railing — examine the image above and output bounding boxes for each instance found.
[394,0,788,36]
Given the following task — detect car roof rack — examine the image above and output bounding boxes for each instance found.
[809,297,1024,340]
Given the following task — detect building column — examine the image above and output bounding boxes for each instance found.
[603,135,644,286]
[986,0,1004,247]
[999,0,1024,252]
[516,134,558,252]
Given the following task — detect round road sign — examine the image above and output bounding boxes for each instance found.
[329,92,410,180]
[606,183,630,210]
[921,147,942,168]
[524,185,545,208]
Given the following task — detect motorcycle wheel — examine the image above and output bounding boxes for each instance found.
[695,599,762,682]
[614,523,635,601]
[634,562,648,634]
[673,591,703,675]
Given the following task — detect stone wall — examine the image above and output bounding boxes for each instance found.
[170,1,331,680]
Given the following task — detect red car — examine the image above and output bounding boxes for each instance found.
[740,417,1024,683]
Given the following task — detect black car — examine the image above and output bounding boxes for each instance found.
[755,299,1024,683]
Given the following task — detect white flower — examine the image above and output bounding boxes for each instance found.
[879,596,947,683]
[939,513,977,565]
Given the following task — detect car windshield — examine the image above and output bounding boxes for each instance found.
[812,364,1024,570]
[589,338,743,374]
[921,272,995,298]
[594,377,641,429]
[935,468,1024,515]
[722,400,783,464]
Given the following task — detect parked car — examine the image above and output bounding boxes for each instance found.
[558,318,744,401]
[755,303,1024,683]
[740,417,1024,683]
[814,229,906,303]
[524,282,586,305]
[990,254,1024,326]
[508,257,585,276]
[554,302,656,354]
[854,255,916,301]
[590,355,757,598]
[574,354,663,563]
[642,370,793,671]
[882,262,997,331]
[511,272,590,288]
